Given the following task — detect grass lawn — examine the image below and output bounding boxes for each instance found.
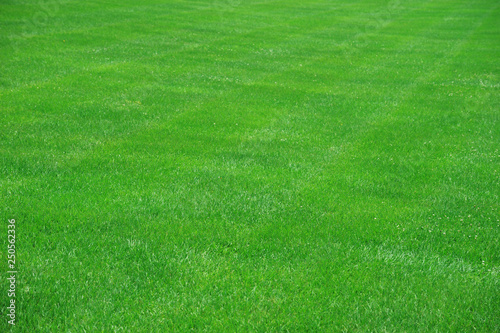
[1,0,499,331]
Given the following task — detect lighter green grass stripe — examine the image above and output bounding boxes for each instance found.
[0,0,357,92]
[1,2,386,176]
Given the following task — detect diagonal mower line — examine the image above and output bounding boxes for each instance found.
[290,1,500,232]
[308,0,500,171]
[178,0,499,213]
[276,1,500,271]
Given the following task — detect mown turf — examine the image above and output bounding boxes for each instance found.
[1,0,499,331]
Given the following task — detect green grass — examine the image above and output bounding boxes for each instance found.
[1,0,499,331]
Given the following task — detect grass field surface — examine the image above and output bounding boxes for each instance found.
[1,0,499,331]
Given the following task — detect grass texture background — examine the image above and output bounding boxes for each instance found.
[0,0,499,331]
